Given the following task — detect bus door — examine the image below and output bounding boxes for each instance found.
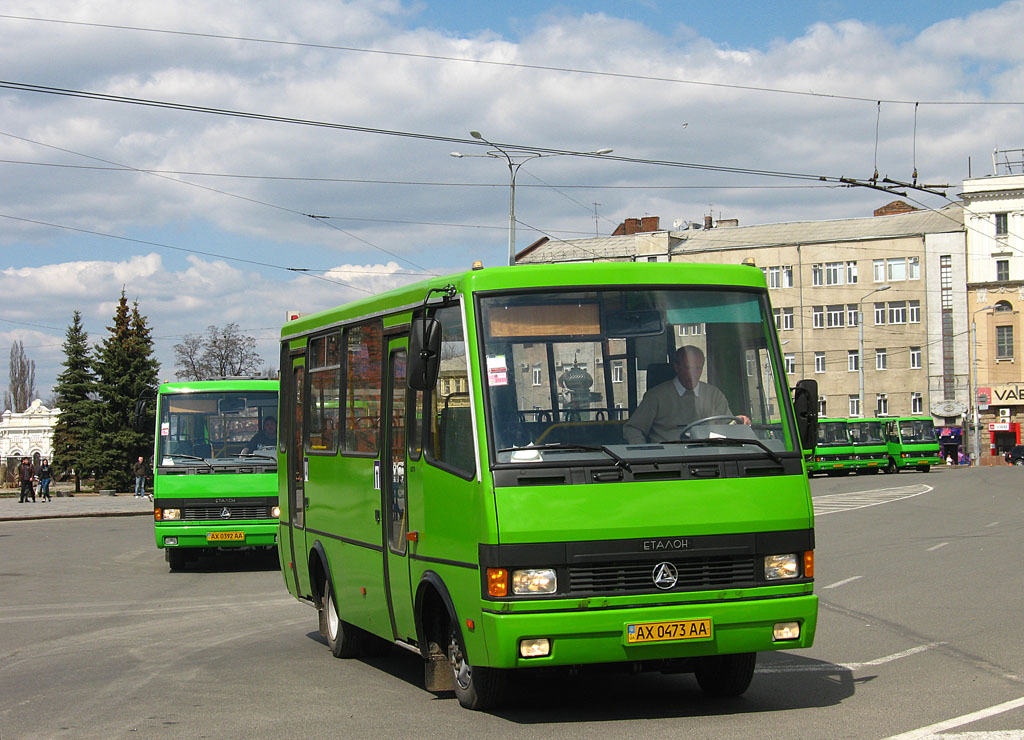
[285,354,306,595]
[382,339,416,641]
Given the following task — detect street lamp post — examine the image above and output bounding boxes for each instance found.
[969,304,996,467]
[858,285,890,418]
[451,131,612,266]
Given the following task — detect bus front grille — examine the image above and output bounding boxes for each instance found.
[183,506,270,521]
[568,555,757,594]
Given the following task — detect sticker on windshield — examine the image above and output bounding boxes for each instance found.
[160,422,169,436]
[486,354,508,386]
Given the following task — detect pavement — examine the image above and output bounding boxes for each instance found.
[0,483,154,522]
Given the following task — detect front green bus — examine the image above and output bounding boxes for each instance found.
[885,416,941,472]
[809,418,855,475]
[153,380,280,570]
[847,418,888,473]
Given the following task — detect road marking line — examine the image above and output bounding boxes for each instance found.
[927,542,950,551]
[987,521,1000,528]
[881,695,1024,740]
[814,484,933,517]
[756,643,942,673]
[824,576,863,589]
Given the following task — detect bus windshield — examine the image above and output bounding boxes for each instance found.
[816,421,850,446]
[157,390,278,465]
[848,420,884,444]
[899,418,937,443]
[477,287,792,464]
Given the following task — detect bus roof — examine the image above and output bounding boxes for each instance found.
[158,379,279,394]
[281,261,768,338]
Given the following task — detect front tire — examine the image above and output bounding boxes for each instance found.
[694,652,757,697]
[166,549,186,571]
[886,457,899,474]
[447,623,507,710]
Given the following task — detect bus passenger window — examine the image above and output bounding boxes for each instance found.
[307,332,340,453]
[343,322,383,454]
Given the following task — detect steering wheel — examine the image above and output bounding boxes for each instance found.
[678,415,744,439]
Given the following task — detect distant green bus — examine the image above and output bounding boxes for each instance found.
[808,418,855,475]
[277,262,819,709]
[152,379,280,570]
[885,416,941,473]
[847,418,888,474]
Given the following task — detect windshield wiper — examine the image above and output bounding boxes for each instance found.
[238,453,276,461]
[163,453,215,471]
[668,437,784,465]
[497,443,632,472]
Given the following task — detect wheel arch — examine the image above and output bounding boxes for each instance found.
[308,539,330,605]
[414,570,466,660]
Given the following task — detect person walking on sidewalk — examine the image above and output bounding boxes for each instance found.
[38,458,53,502]
[133,456,147,497]
[18,457,36,503]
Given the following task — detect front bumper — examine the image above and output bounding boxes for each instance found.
[155,522,278,549]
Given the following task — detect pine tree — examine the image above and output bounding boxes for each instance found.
[51,311,95,493]
[90,292,160,491]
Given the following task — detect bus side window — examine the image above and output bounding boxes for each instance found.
[343,322,383,454]
[425,305,475,477]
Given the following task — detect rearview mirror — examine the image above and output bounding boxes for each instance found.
[408,314,442,391]
[793,379,818,453]
[218,397,246,414]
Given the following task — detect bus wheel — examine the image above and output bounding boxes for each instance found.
[694,652,756,697]
[324,581,365,659]
[166,549,186,572]
[886,458,899,474]
[447,623,506,710]
[918,464,930,473]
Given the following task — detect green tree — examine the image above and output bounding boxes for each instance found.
[51,311,95,493]
[90,292,160,491]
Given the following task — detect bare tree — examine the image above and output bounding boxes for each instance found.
[172,324,263,380]
[4,340,36,412]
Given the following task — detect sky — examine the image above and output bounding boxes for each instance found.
[2,0,1023,400]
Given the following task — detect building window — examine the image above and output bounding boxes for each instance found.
[812,263,824,287]
[910,346,922,369]
[782,307,794,330]
[784,354,796,375]
[873,259,885,283]
[825,261,844,286]
[908,256,920,280]
[888,301,907,325]
[997,259,1010,282]
[773,308,782,329]
[848,350,860,372]
[876,393,888,416]
[996,212,1009,236]
[909,300,920,323]
[818,397,827,416]
[876,348,887,370]
[911,392,923,414]
[532,366,542,386]
[782,265,793,288]
[940,255,953,310]
[812,306,824,329]
[814,352,826,373]
[847,261,858,284]
[827,304,845,328]
[849,395,861,417]
[874,303,886,325]
[996,325,1015,359]
[768,266,781,288]
[847,304,858,327]
[612,364,623,383]
[677,323,704,336]
[887,257,907,282]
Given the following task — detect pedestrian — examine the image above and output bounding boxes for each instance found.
[18,457,36,503]
[38,458,52,502]
[133,456,147,497]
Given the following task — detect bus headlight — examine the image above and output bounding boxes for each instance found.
[764,553,799,580]
[512,568,557,594]
[270,506,281,518]
[160,508,181,521]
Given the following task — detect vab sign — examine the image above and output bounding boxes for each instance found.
[989,385,1024,404]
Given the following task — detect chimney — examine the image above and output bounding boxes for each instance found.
[873,200,918,217]
[704,214,713,230]
[640,216,660,232]
[717,218,739,228]
[613,217,661,235]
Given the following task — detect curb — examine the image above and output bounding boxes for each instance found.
[0,510,153,523]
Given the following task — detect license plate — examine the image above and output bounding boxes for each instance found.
[207,531,245,542]
[626,618,713,644]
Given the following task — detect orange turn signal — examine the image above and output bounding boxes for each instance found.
[803,550,814,578]
[153,508,161,521]
[487,568,508,597]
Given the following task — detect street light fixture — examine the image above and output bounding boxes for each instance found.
[451,131,613,266]
[969,304,996,467]
[858,285,890,418]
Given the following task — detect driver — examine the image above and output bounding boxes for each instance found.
[623,346,749,443]
[243,416,277,453]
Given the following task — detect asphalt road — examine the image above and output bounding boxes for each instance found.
[0,467,1021,739]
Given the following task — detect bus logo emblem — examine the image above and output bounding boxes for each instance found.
[220,507,232,519]
[652,562,678,590]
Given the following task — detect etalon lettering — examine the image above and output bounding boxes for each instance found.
[642,538,690,551]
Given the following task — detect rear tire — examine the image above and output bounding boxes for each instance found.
[324,580,366,658]
[694,652,757,697]
[447,622,507,710]
[1013,459,1024,466]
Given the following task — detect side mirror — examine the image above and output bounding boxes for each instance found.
[408,315,442,391]
[131,398,148,433]
[793,379,818,453]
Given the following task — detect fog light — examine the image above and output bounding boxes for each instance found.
[165,537,178,546]
[270,505,281,518]
[519,638,551,658]
[773,621,800,640]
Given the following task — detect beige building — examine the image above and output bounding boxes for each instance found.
[963,160,1024,459]
[518,204,967,440]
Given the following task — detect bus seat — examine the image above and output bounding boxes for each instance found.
[646,362,675,390]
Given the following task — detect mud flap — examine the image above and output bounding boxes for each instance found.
[424,642,455,692]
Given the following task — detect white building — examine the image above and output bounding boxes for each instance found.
[1,400,61,475]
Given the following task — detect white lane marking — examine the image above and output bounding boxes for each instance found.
[756,642,942,673]
[881,695,1024,740]
[813,484,933,517]
[927,542,950,551]
[987,522,1000,528]
[824,576,863,589]
[932,733,1024,739]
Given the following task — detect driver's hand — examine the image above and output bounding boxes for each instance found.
[738,415,751,424]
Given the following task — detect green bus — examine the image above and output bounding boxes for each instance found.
[847,418,888,474]
[277,262,818,709]
[885,416,941,473]
[808,418,855,475]
[152,379,280,570]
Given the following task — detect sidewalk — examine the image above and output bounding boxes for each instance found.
[0,486,154,522]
